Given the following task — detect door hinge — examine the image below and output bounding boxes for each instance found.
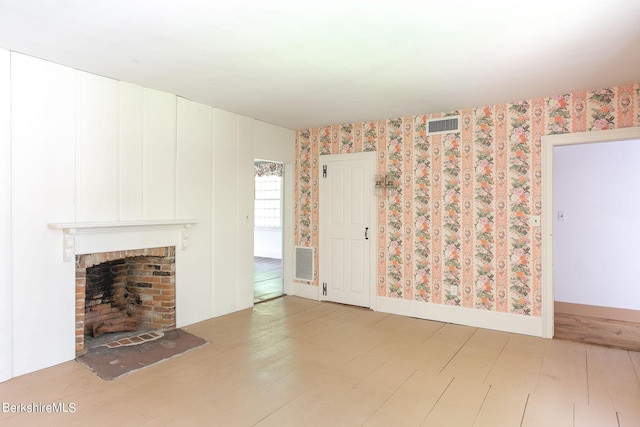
[322,165,327,178]
[322,282,327,296]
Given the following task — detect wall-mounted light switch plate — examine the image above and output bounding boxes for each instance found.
[530,215,541,227]
[557,211,567,221]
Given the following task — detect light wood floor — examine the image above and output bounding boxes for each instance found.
[1,296,639,426]
[554,312,640,352]
[254,257,282,303]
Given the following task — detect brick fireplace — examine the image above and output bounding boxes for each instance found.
[75,246,176,355]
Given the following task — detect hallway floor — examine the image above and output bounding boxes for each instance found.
[254,257,282,303]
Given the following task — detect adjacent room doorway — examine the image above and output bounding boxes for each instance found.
[253,160,284,303]
[541,127,640,339]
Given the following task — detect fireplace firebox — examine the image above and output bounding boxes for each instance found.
[75,247,176,355]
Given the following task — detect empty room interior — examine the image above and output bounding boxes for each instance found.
[1,1,640,426]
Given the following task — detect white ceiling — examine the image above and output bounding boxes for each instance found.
[0,0,639,130]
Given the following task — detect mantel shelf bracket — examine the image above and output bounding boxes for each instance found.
[63,227,76,262]
[181,223,191,250]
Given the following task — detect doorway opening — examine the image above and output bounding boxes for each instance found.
[541,127,640,345]
[253,160,284,303]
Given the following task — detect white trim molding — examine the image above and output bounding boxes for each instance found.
[377,297,543,337]
[49,220,197,261]
[541,127,640,338]
[291,281,319,301]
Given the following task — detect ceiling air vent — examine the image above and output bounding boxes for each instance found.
[426,116,461,135]
[294,246,314,282]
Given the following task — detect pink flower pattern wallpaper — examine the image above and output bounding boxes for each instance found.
[294,84,640,317]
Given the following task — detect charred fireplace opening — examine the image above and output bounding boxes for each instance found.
[76,247,176,355]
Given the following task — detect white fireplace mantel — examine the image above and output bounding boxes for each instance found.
[48,220,197,261]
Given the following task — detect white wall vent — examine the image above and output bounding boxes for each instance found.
[294,246,314,282]
[426,116,461,135]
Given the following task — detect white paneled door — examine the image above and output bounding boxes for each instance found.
[319,152,376,308]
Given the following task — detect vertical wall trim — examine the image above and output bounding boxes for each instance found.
[174,97,179,220]
[1,49,14,382]
[236,116,241,310]
[283,162,294,296]
[210,111,216,316]
[74,72,80,221]
[116,78,121,221]
[141,89,146,219]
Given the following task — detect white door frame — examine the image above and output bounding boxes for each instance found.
[282,162,294,297]
[319,151,378,310]
[252,159,288,299]
[541,126,640,338]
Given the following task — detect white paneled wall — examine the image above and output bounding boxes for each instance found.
[210,110,297,316]
[253,121,296,296]
[1,51,295,381]
[75,71,119,221]
[142,89,177,220]
[118,82,144,220]
[0,49,12,382]
[10,53,77,376]
[236,116,256,310]
[212,109,239,315]
[176,97,213,325]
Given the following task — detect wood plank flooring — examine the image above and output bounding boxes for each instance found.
[554,312,640,352]
[254,257,282,303]
[1,296,639,426]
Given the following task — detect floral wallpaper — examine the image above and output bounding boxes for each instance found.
[294,84,640,317]
[254,161,283,177]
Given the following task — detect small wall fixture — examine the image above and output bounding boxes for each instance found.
[384,172,396,188]
[375,172,398,194]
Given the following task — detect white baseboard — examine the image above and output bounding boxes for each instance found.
[376,297,543,337]
[286,284,543,337]
[290,282,318,300]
